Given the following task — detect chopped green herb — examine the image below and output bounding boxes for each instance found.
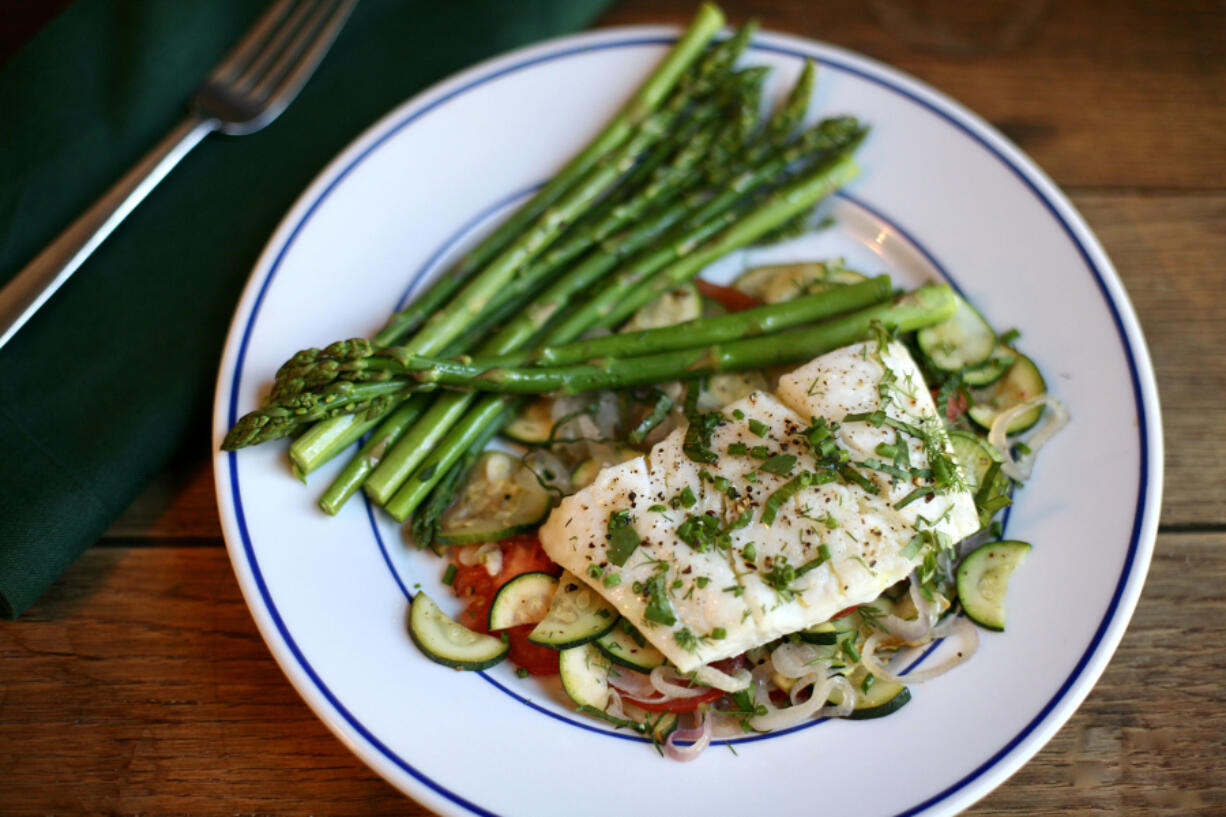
[587,563,604,579]
[727,442,748,456]
[682,382,725,464]
[607,510,641,566]
[748,418,769,437]
[675,485,697,509]
[673,628,699,651]
[759,454,797,476]
[603,573,622,588]
[749,445,770,459]
[711,627,727,640]
[517,667,530,679]
[696,576,710,589]
[441,564,457,586]
[678,513,721,552]
[643,575,676,626]
[732,409,745,421]
[742,542,757,562]
[648,503,667,513]
[796,544,832,576]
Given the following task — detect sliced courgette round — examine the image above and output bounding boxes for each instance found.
[962,344,1017,386]
[826,667,912,719]
[570,445,640,492]
[503,398,555,444]
[595,621,667,672]
[620,283,702,332]
[437,451,552,546]
[733,260,866,304]
[487,571,558,631]
[916,294,996,372]
[948,430,1011,529]
[957,540,1031,631]
[798,614,859,646]
[559,641,612,710]
[696,371,768,411]
[968,353,1047,434]
[847,679,911,720]
[408,592,509,671]
[528,571,619,648]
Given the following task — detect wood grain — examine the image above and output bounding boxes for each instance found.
[4,0,1224,814]
[600,0,1226,191]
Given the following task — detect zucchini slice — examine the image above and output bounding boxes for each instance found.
[828,667,912,719]
[528,570,619,648]
[733,260,866,304]
[968,353,1047,434]
[798,614,859,646]
[948,430,1011,529]
[595,621,666,672]
[847,679,912,720]
[620,283,701,332]
[503,398,555,444]
[559,642,612,710]
[916,294,996,372]
[437,452,552,546]
[962,344,1017,386]
[487,571,557,631]
[957,540,1031,631]
[570,446,640,491]
[696,371,768,411]
[408,592,508,671]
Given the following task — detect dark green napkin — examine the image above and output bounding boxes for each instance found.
[0,0,613,619]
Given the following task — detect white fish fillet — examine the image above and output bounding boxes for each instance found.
[539,340,979,673]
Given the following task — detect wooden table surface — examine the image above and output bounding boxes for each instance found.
[3,1,1225,814]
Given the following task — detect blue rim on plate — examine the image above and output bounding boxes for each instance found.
[218,28,1160,817]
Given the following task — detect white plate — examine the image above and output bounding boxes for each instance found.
[213,25,1162,817]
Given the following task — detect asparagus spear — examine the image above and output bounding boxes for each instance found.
[381,152,863,521]
[285,5,726,473]
[401,287,955,394]
[450,275,891,369]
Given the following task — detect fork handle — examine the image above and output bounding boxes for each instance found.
[0,114,218,350]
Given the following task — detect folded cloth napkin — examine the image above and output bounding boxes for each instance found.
[0,0,613,619]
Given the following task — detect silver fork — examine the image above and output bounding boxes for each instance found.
[0,0,357,350]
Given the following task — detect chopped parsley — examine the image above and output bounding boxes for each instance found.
[643,574,677,626]
[759,453,797,476]
[682,382,725,464]
[606,510,641,566]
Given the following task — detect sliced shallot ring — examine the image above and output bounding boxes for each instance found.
[861,616,979,685]
[664,711,713,762]
[988,394,1070,481]
[692,665,752,693]
[606,667,661,700]
[748,675,837,732]
[879,574,937,643]
[650,666,708,699]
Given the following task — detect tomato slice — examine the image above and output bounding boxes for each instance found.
[505,625,559,676]
[449,536,562,673]
[695,279,761,313]
[624,685,725,713]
